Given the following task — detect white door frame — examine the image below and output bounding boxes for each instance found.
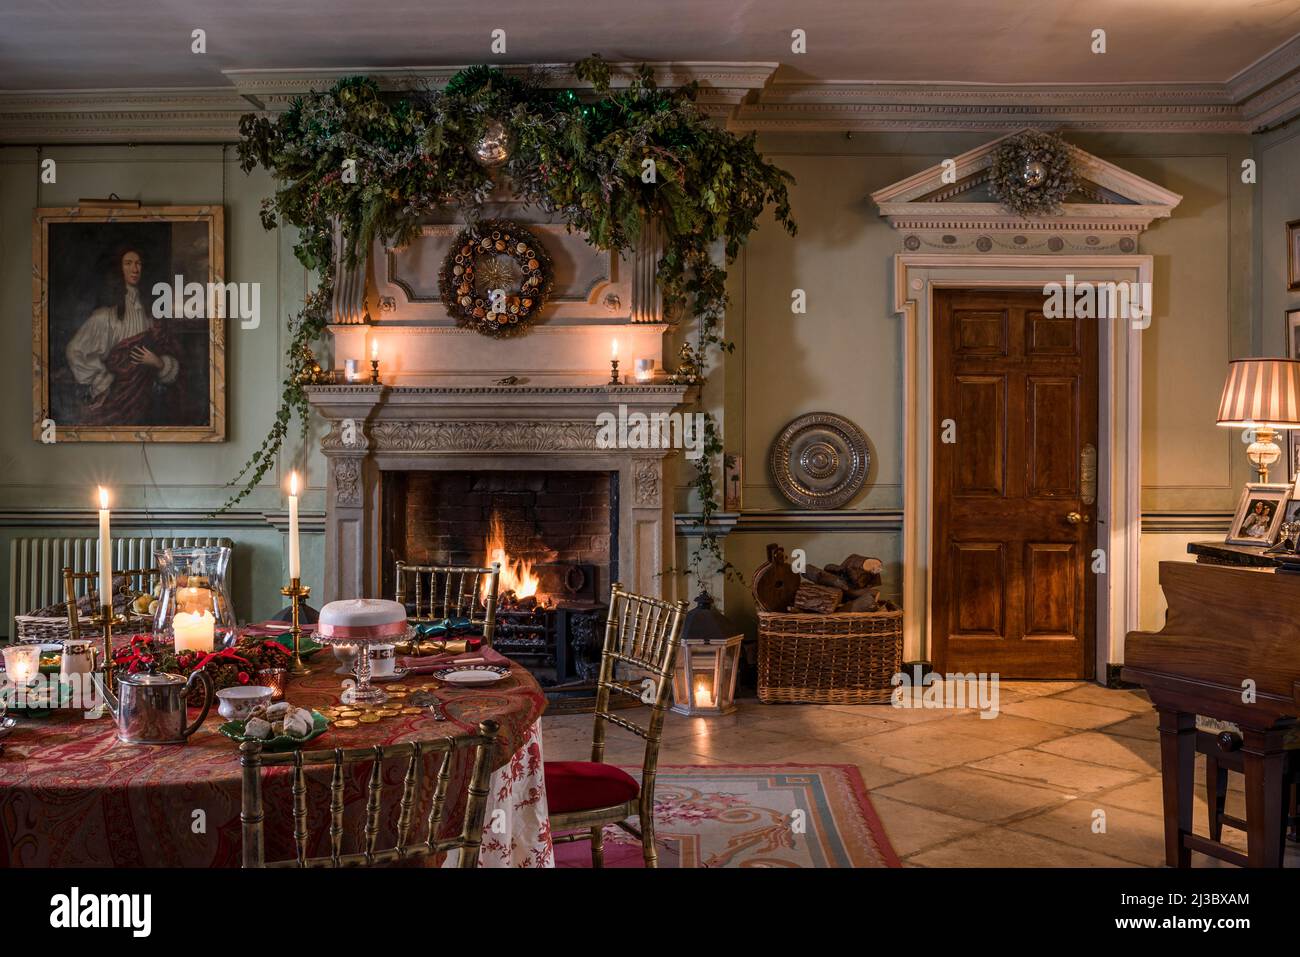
[892,253,1151,679]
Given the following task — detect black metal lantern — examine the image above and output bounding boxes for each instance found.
[671,592,743,716]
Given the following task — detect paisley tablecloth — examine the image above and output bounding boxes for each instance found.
[0,645,553,868]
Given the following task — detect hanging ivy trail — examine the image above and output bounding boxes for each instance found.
[229,57,796,592]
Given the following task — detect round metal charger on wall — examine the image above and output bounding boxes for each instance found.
[769,412,871,510]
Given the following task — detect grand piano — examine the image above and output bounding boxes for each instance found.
[1122,553,1300,867]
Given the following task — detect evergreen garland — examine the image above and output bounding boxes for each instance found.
[229,56,797,593]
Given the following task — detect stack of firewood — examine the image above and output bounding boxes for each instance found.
[794,554,895,614]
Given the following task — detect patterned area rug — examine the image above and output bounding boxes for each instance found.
[554,763,899,868]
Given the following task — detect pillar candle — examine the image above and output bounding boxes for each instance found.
[288,471,301,581]
[97,487,112,608]
[173,610,215,653]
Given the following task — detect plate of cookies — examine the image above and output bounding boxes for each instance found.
[218,700,328,751]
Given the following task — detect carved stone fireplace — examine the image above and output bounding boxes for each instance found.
[306,383,693,608]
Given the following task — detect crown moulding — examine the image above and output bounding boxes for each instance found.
[3,47,1300,144]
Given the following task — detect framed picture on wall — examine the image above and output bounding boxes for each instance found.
[1226,483,1290,546]
[31,205,226,442]
[1289,219,1300,291]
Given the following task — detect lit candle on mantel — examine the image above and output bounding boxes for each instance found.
[372,339,379,362]
[97,487,112,610]
[288,471,301,581]
[611,338,619,361]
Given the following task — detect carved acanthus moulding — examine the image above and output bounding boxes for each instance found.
[353,419,600,453]
[633,458,662,507]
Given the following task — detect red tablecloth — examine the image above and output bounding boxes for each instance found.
[0,642,549,867]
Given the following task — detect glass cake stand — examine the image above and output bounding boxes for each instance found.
[314,626,412,706]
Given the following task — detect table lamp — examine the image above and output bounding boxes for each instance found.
[1216,358,1300,482]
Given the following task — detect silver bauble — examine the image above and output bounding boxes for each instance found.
[1023,159,1047,188]
[471,118,513,168]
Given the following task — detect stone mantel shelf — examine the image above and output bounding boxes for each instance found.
[304,383,698,423]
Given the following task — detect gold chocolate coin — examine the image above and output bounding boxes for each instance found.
[374,709,399,717]
[386,684,409,692]
[400,707,423,715]
[334,719,359,728]
[338,710,361,719]
[358,713,381,723]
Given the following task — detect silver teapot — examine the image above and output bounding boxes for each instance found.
[92,661,215,745]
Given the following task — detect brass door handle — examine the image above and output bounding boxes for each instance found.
[1066,511,1090,525]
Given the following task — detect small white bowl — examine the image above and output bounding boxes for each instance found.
[216,685,274,721]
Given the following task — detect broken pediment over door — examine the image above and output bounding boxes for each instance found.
[870,129,1182,254]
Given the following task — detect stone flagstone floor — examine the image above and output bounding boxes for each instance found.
[541,681,1300,867]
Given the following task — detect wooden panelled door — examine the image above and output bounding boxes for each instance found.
[932,288,1098,679]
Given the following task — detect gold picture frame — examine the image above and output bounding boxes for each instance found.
[31,204,226,442]
[1226,482,1290,546]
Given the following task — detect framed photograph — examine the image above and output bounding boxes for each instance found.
[1226,483,1290,546]
[31,205,226,442]
[1290,220,1300,291]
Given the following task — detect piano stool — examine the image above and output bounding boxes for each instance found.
[1200,730,1300,844]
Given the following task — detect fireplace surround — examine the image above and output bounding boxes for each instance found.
[306,383,694,608]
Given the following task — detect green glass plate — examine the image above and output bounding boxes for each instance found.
[218,710,329,751]
[266,632,325,659]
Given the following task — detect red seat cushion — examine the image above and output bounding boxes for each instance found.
[544,761,640,815]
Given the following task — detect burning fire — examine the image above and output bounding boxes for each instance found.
[482,513,539,602]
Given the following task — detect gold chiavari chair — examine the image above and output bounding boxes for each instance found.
[62,565,159,642]
[545,582,688,868]
[239,720,500,868]
[394,561,501,647]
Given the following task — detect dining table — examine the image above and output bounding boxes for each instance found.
[0,625,554,868]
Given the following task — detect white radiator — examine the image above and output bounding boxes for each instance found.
[7,535,233,638]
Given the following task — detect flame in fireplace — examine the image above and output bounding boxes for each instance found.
[482,512,539,601]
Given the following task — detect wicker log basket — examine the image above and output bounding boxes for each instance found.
[753,544,902,705]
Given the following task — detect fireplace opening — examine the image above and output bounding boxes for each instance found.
[381,470,618,686]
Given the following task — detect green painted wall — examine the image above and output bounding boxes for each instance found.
[0,131,1259,652]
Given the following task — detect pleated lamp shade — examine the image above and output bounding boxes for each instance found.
[1216,358,1300,428]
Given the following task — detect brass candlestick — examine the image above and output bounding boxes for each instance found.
[281,578,312,677]
[370,358,380,385]
[90,603,125,686]
[609,357,620,385]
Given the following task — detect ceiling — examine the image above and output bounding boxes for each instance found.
[2,0,1299,90]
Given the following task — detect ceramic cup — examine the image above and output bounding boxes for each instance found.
[369,643,396,677]
[216,685,274,721]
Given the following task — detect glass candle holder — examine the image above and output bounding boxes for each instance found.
[635,358,656,383]
[154,546,237,650]
[257,667,287,701]
[2,644,41,686]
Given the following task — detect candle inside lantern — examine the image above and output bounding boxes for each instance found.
[694,676,714,708]
[288,471,301,581]
[344,358,359,382]
[173,609,215,653]
[97,487,112,609]
[635,358,655,383]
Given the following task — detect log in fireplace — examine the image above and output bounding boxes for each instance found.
[381,469,617,683]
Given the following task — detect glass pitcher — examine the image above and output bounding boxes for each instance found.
[153,546,237,651]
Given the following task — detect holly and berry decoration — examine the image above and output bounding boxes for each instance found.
[438,220,553,338]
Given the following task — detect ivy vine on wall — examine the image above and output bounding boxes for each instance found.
[228,56,797,592]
